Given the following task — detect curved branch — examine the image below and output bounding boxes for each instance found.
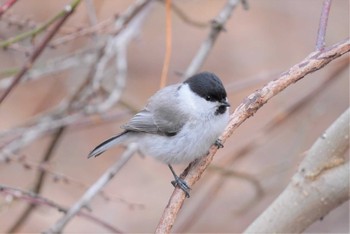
[244,108,349,233]
[155,38,350,233]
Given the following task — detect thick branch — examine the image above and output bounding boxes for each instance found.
[244,108,349,233]
[155,39,349,233]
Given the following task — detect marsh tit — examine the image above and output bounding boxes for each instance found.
[88,72,230,197]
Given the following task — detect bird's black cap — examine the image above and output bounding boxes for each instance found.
[184,72,228,103]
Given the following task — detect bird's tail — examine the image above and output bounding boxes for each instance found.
[88,131,129,158]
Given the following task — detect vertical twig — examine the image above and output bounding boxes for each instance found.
[0,0,81,105]
[159,0,172,88]
[316,0,332,51]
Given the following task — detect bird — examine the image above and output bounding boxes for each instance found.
[88,72,230,197]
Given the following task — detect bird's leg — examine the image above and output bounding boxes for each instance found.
[214,138,224,148]
[168,164,191,198]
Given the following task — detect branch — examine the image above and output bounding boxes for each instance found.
[7,127,65,233]
[244,108,349,233]
[183,0,244,78]
[0,0,18,18]
[0,0,153,161]
[159,0,172,88]
[0,0,82,105]
[155,39,350,233]
[0,184,122,233]
[174,56,349,232]
[45,143,138,234]
[316,0,332,51]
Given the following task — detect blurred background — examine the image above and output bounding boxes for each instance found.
[0,0,349,233]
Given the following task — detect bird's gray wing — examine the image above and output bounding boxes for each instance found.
[122,85,189,136]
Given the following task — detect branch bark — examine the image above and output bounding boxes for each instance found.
[244,108,349,233]
[155,38,349,233]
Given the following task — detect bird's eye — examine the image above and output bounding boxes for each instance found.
[206,95,212,101]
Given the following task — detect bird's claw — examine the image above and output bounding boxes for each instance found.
[215,139,224,149]
[171,176,191,198]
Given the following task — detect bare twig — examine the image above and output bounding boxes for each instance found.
[0,47,98,90]
[0,184,122,233]
[0,0,18,18]
[84,0,98,27]
[0,0,153,160]
[0,0,82,105]
[87,0,153,113]
[183,0,243,78]
[244,108,349,233]
[155,39,350,233]
[45,143,138,234]
[49,18,113,47]
[7,127,66,233]
[159,0,172,88]
[157,0,209,28]
[0,0,81,49]
[316,0,332,51]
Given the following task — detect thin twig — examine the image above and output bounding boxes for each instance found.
[0,0,82,105]
[0,0,18,18]
[0,0,153,161]
[159,0,172,88]
[155,39,350,233]
[0,1,80,49]
[316,0,332,51]
[49,18,113,47]
[183,0,243,78]
[157,0,209,28]
[7,127,65,233]
[45,143,138,234]
[0,185,123,233]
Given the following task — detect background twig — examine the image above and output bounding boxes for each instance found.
[0,0,82,104]
[45,143,138,234]
[316,0,332,51]
[0,0,18,18]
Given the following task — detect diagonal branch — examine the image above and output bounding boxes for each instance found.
[155,38,350,233]
[0,0,18,18]
[45,143,138,234]
[183,0,245,78]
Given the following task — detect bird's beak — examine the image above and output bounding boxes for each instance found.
[221,100,230,107]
